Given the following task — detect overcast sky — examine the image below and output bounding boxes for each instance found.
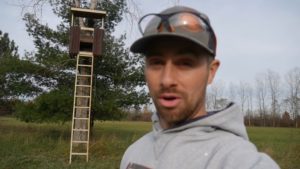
[0,0,299,85]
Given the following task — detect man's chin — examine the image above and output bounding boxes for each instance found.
[158,110,186,124]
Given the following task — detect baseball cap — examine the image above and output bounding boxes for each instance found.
[130,6,217,57]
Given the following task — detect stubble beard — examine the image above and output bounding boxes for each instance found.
[153,90,206,128]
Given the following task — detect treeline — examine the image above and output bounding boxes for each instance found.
[124,107,300,128]
[125,67,300,128]
[206,68,300,128]
[244,112,300,128]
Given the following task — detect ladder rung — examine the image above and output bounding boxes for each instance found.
[71,152,88,155]
[76,85,91,87]
[75,95,90,98]
[81,27,94,31]
[79,51,93,57]
[73,129,89,132]
[72,140,89,144]
[74,117,89,120]
[75,106,90,109]
[78,64,92,67]
[77,74,92,77]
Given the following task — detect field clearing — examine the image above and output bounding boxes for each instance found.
[0,117,299,169]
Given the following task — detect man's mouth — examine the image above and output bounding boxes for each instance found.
[158,94,181,108]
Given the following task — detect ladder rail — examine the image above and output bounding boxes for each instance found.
[69,53,81,164]
[86,55,94,162]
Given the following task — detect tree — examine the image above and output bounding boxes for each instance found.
[266,70,281,127]
[0,30,57,116]
[206,80,228,110]
[237,81,254,126]
[286,67,300,127]
[14,88,73,122]
[245,83,254,126]
[0,30,18,101]
[15,0,149,123]
[255,74,268,126]
[0,30,19,113]
[0,30,19,59]
[281,111,292,127]
[238,81,247,114]
[0,30,50,101]
[227,82,237,103]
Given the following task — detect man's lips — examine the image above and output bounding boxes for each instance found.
[158,93,181,108]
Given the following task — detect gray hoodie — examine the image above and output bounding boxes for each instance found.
[120,103,280,169]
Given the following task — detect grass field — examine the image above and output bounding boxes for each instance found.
[0,117,299,169]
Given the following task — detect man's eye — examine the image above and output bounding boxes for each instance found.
[181,61,193,66]
[177,60,194,67]
[152,60,163,65]
[147,58,164,65]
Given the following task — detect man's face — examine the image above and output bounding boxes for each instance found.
[145,38,219,129]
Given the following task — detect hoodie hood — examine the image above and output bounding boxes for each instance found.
[151,103,249,140]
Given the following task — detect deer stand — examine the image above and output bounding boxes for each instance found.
[69,7,106,164]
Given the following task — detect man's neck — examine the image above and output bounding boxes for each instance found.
[159,111,208,130]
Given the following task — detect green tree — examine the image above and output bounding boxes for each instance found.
[0,30,53,115]
[0,30,48,101]
[15,88,73,122]
[16,0,149,122]
[0,30,18,59]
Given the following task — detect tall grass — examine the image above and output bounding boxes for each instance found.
[0,117,152,169]
[0,117,299,169]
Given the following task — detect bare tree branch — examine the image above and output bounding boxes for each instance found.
[7,0,48,17]
[123,0,142,36]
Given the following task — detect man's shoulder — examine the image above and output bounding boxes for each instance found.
[209,132,280,169]
[126,131,154,152]
[122,131,155,158]
[120,131,155,169]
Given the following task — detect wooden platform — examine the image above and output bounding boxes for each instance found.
[71,7,106,19]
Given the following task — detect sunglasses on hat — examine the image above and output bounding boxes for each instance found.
[131,7,217,56]
[138,11,213,35]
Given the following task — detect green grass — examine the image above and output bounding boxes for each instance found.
[0,117,299,169]
[0,117,152,169]
[247,127,300,169]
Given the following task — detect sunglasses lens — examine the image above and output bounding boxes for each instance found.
[139,12,208,34]
[139,15,161,34]
[170,13,207,32]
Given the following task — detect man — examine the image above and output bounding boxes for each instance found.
[121,6,280,169]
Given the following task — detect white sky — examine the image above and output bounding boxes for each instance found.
[0,0,299,85]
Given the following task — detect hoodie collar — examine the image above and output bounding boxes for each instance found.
[152,103,249,140]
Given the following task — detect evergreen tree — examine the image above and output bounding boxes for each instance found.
[15,0,149,122]
[0,30,19,59]
[0,30,48,101]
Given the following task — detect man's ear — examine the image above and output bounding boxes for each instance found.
[208,59,220,84]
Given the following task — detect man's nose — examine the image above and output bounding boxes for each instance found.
[160,62,177,88]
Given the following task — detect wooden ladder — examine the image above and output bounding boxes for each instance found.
[69,51,94,164]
